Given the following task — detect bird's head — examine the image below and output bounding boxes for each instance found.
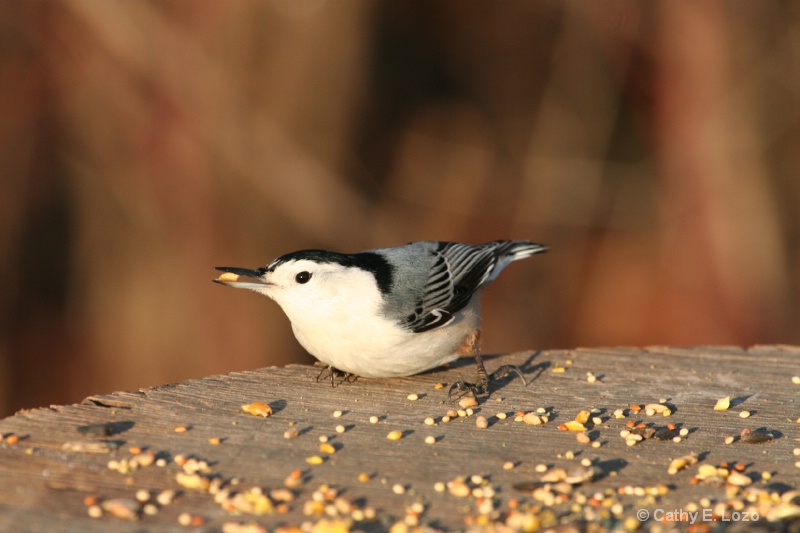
[215,250,393,321]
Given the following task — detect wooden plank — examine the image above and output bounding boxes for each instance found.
[1,346,799,532]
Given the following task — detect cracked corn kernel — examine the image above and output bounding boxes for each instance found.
[560,420,586,432]
[241,402,272,417]
[319,443,336,455]
[386,431,403,441]
[575,410,591,424]
[714,396,730,411]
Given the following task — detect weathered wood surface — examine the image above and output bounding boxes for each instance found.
[1,346,799,532]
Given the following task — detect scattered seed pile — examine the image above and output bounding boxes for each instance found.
[0,346,799,532]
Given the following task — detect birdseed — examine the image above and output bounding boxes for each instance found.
[241,402,272,417]
[319,443,336,455]
[459,397,478,409]
[713,396,730,411]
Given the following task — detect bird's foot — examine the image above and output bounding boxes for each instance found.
[448,364,526,401]
[314,363,358,387]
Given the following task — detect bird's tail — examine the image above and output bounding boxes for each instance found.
[483,240,547,283]
[496,240,548,261]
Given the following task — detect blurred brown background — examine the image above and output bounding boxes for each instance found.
[1,1,798,416]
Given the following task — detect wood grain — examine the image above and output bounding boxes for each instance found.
[1,346,799,531]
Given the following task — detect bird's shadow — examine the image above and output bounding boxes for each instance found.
[427,350,548,395]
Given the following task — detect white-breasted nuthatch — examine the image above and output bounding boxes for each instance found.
[214,240,547,397]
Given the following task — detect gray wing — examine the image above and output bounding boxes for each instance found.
[401,241,526,333]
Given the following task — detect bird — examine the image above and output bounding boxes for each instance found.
[214,240,547,398]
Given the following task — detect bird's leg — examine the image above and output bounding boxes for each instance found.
[449,331,488,399]
[448,331,526,400]
[314,363,357,388]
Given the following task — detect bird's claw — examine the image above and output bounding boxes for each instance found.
[447,364,526,401]
[490,364,527,386]
[314,364,358,387]
[448,380,488,400]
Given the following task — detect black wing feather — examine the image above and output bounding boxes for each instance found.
[403,242,502,333]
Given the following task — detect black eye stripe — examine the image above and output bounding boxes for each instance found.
[295,271,312,284]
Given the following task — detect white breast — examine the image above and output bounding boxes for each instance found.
[291,305,480,378]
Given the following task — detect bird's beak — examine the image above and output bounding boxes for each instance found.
[213,267,273,289]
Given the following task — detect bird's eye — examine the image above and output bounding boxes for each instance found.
[295,271,312,284]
